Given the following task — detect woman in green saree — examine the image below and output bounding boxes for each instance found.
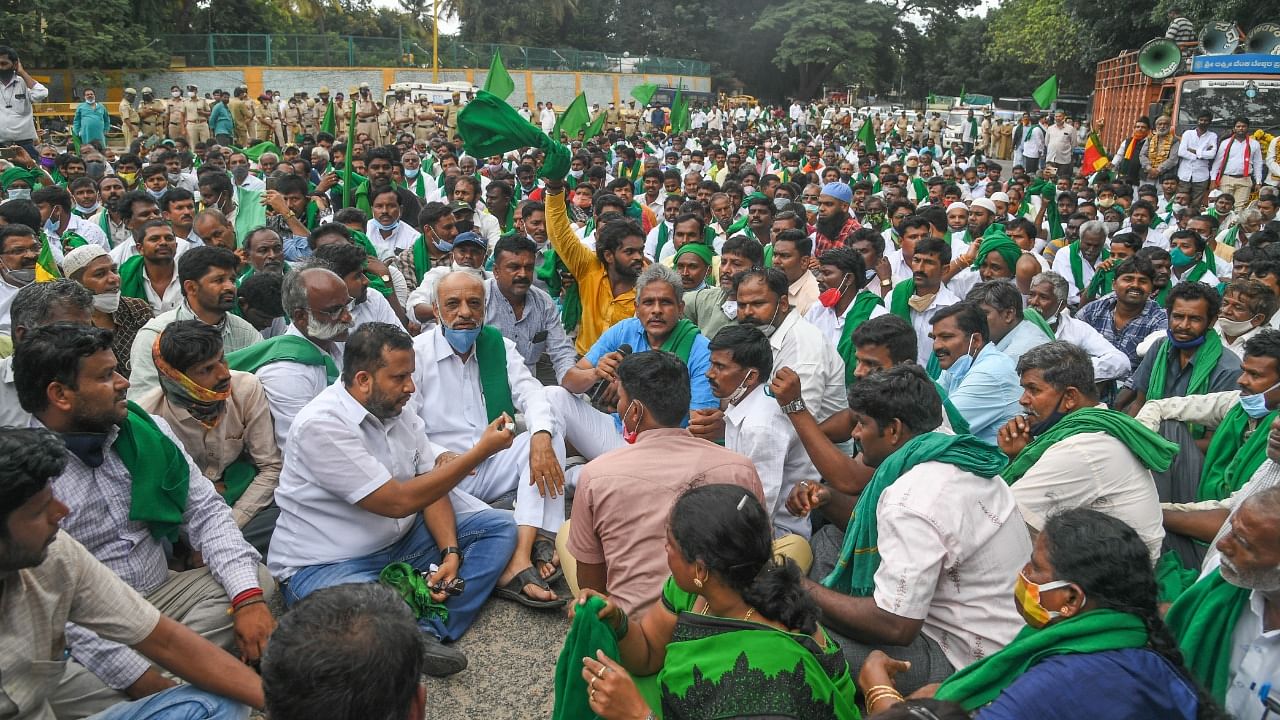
[574,483,859,719]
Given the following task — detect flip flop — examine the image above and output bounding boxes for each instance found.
[492,567,566,610]
[532,535,563,585]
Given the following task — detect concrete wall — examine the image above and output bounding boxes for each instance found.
[35,67,711,108]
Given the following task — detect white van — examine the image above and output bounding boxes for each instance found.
[384,81,480,107]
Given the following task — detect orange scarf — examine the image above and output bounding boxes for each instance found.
[152,336,230,429]
[1124,129,1150,161]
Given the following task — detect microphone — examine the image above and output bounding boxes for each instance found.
[589,343,633,405]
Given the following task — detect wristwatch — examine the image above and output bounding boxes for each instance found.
[780,398,807,414]
[880,278,892,288]
[441,546,462,565]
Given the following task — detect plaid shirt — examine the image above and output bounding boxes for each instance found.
[1077,294,1169,371]
[39,415,261,690]
[813,216,861,255]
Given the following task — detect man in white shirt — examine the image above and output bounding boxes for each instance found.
[1045,110,1075,176]
[1211,117,1266,211]
[896,235,962,366]
[804,365,1031,693]
[267,322,517,677]
[540,101,556,134]
[1178,111,1219,211]
[410,270,569,610]
[804,246,888,350]
[1051,220,1109,305]
[1026,271,1132,381]
[1021,115,1047,173]
[0,48,47,155]
[313,242,403,331]
[709,324,816,542]
[736,267,847,423]
[997,342,1168,563]
[364,187,420,261]
[33,185,109,253]
[225,266,350,449]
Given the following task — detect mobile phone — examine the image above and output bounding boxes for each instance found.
[265,176,279,192]
[0,146,21,160]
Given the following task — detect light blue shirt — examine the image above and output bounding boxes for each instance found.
[584,317,717,427]
[996,318,1052,367]
[940,343,1023,444]
[283,234,312,262]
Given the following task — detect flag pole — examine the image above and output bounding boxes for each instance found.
[432,0,439,83]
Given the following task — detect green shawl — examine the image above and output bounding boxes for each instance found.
[1198,404,1278,502]
[1148,331,1224,402]
[1183,254,1219,287]
[1166,568,1251,703]
[475,326,516,422]
[823,432,1008,596]
[935,610,1148,711]
[1001,406,1178,484]
[118,255,149,302]
[411,233,433,286]
[538,249,581,333]
[835,291,885,386]
[888,279,941,379]
[1084,266,1114,302]
[116,401,191,541]
[935,381,972,435]
[225,334,339,383]
[98,210,114,247]
[659,318,701,364]
[653,222,672,261]
[233,187,268,248]
[1022,307,1056,340]
[379,562,449,621]
[1068,241,1109,297]
[552,595,621,720]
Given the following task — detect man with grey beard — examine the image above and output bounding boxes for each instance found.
[225,265,352,449]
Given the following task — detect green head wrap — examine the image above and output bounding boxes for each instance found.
[740,191,770,210]
[1,166,42,190]
[674,242,714,266]
[971,225,1023,274]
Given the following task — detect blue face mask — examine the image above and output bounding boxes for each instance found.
[374,219,400,232]
[404,167,420,179]
[943,334,978,387]
[1167,330,1207,350]
[441,324,482,354]
[1240,380,1280,419]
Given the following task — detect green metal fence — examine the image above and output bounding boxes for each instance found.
[160,34,709,76]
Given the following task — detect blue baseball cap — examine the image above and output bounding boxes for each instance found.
[452,231,486,249]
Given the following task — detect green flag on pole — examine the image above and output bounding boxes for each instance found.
[483,48,516,101]
[320,100,336,135]
[342,93,357,208]
[582,109,607,142]
[1032,75,1059,110]
[554,92,590,139]
[630,83,658,107]
[670,85,689,134]
[856,116,875,149]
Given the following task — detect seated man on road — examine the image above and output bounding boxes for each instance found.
[887,234,961,368]
[559,350,764,617]
[681,234,761,340]
[1077,256,1169,373]
[965,279,1052,365]
[485,234,577,384]
[409,270,568,610]
[313,241,404,331]
[0,427,265,720]
[136,320,283,556]
[804,247,887,381]
[549,264,717,457]
[1025,270,1132,383]
[996,342,1174,566]
[803,365,1031,694]
[15,323,274,708]
[930,302,1023,444]
[225,266,350,449]
[267,322,517,677]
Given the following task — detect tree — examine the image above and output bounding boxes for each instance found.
[753,0,897,99]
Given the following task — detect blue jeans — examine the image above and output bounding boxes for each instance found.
[281,509,515,641]
[88,684,247,720]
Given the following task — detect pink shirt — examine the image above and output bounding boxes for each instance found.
[567,428,765,617]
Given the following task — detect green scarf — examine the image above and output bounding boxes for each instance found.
[552,595,621,720]
[1001,407,1178,484]
[302,200,319,231]
[225,334,339,383]
[1221,225,1240,248]
[379,562,449,621]
[475,326,516,422]
[970,227,1021,274]
[1154,284,1171,308]
[233,187,268,248]
[1198,404,1278,502]
[1022,307,1056,340]
[347,230,394,298]
[538,250,581,333]
[935,610,1148,711]
[835,291,885,386]
[61,230,88,251]
[98,210,114,247]
[935,381,971,435]
[659,318,701,364]
[1068,241,1109,296]
[889,279,942,379]
[653,222,671,260]
[1166,568,1251,703]
[115,401,191,541]
[823,432,1008,596]
[220,456,257,506]
[1183,255,1219,286]
[1147,331,1224,402]
[118,255,149,302]
[1085,266,1114,301]
[411,233,433,286]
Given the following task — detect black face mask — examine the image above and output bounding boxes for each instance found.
[0,69,14,84]
[1029,394,1068,437]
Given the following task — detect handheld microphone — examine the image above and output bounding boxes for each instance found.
[589,343,633,404]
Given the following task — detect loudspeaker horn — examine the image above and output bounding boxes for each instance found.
[1246,23,1280,55]
[1138,38,1182,79]
[1200,21,1243,55]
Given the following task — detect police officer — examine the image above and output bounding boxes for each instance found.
[355,82,380,145]
[230,86,253,146]
[137,87,166,144]
[118,88,140,149]
[182,84,210,147]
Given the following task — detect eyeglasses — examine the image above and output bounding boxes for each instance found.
[313,299,354,319]
[1,243,38,256]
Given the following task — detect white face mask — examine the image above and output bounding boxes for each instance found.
[92,291,120,313]
[726,369,757,405]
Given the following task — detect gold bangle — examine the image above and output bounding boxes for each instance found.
[864,685,898,696]
[870,691,904,709]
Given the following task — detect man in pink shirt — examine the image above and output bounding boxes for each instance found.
[557,350,765,616]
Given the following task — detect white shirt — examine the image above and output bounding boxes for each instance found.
[409,326,554,451]
[724,385,816,539]
[1212,135,1266,185]
[237,174,266,192]
[350,288,403,331]
[0,278,18,336]
[363,220,420,261]
[1008,428,1165,564]
[0,76,47,141]
[1223,323,1267,360]
[643,222,674,262]
[267,382,485,579]
[803,291,888,349]
[1020,124,1046,159]
[1045,123,1075,164]
[45,213,111,266]
[0,356,27,427]
[108,237,193,265]
[256,324,344,449]
[909,284,961,366]
[1050,245,1101,305]
[1177,129,1219,183]
[540,108,556,133]
[875,459,1031,670]
[1049,311,1132,381]
[769,310,847,423]
[1226,589,1280,720]
[140,268,183,314]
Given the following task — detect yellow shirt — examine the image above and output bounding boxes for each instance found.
[547,191,636,355]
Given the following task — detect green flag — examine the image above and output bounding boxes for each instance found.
[342,92,357,209]
[320,100,336,135]
[483,48,516,101]
[554,92,590,139]
[670,86,689,134]
[583,109,607,142]
[1032,75,1059,110]
[856,116,875,149]
[630,83,658,107]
